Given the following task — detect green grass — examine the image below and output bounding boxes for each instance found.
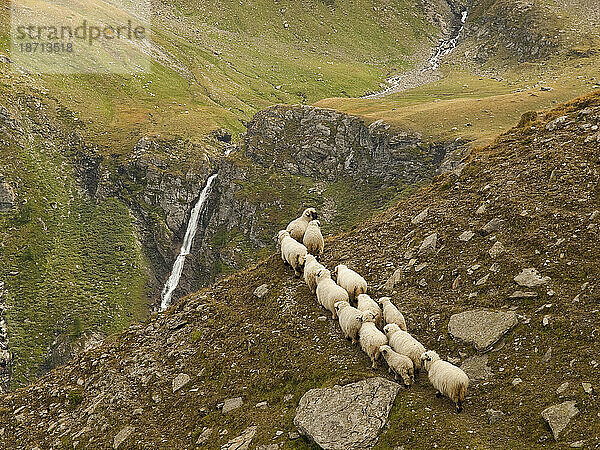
[0,105,149,387]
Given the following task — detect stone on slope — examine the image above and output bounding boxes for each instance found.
[480,218,504,235]
[383,269,402,291]
[196,428,213,445]
[448,309,517,351]
[541,401,579,440]
[458,230,474,242]
[294,377,400,449]
[514,268,551,288]
[488,241,505,258]
[460,355,493,380]
[172,373,190,393]
[113,426,134,449]
[253,284,269,299]
[411,208,428,224]
[546,115,568,131]
[222,397,243,414]
[486,409,505,424]
[418,233,437,256]
[0,181,15,212]
[221,426,257,450]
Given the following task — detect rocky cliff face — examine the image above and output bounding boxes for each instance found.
[463,0,560,63]
[95,105,462,309]
[244,105,451,183]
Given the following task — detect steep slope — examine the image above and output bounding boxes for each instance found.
[1,93,599,448]
[0,92,150,389]
[0,0,459,389]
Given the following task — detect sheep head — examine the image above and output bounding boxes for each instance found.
[276,230,289,244]
[334,300,349,311]
[420,350,439,371]
[377,296,391,306]
[303,208,317,220]
[383,323,400,336]
[315,268,331,283]
[361,310,376,323]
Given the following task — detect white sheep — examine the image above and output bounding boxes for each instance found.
[303,254,325,293]
[286,208,318,241]
[276,230,307,277]
[315,269,349,319]
[334,301,362,344]
[303,219,324,256]
[333,264,367,302]
[384,324,426,372]
[378,297,407,331]
[379,344,414,388]
[359,311,388,369]
[421,350,469,413]
[357,294,382,329]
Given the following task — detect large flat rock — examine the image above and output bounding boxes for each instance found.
[448,309,518,351]
[542,401,579,440]
[294,377,400,449]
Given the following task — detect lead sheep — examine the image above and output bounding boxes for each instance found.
[421,350,469,413]
[286,208,318,241]
[357,294,382,329]
[384,323,426,372]
[315,269,349,319]
[333,264,367,302]
[276,230,307,277]
[303,254,326,293]
[359,311,387,369]
[378,297,407,331]
[303,220,324,256]
[334,301,362,344]
[379,345,414,388]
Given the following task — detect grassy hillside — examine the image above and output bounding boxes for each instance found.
[0,92,149,387]
[316,0,600,147]
[0,0,439,150]
[1,91,598,449]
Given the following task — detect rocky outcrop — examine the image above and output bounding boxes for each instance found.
[294,377,400,449]
[463,0,560,63]
[244,105,456,183]
[44,331,106,373]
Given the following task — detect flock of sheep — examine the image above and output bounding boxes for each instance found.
[276,208,470,413]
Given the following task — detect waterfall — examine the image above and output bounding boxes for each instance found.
[422,10,468,73]
[160,173,218,311]
[363,9,468,98]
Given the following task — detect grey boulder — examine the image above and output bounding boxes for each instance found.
[294,377,400,449]
[448,309,517,351]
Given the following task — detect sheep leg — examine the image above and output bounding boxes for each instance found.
[371,356,377,369]
[456,401,463,413]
